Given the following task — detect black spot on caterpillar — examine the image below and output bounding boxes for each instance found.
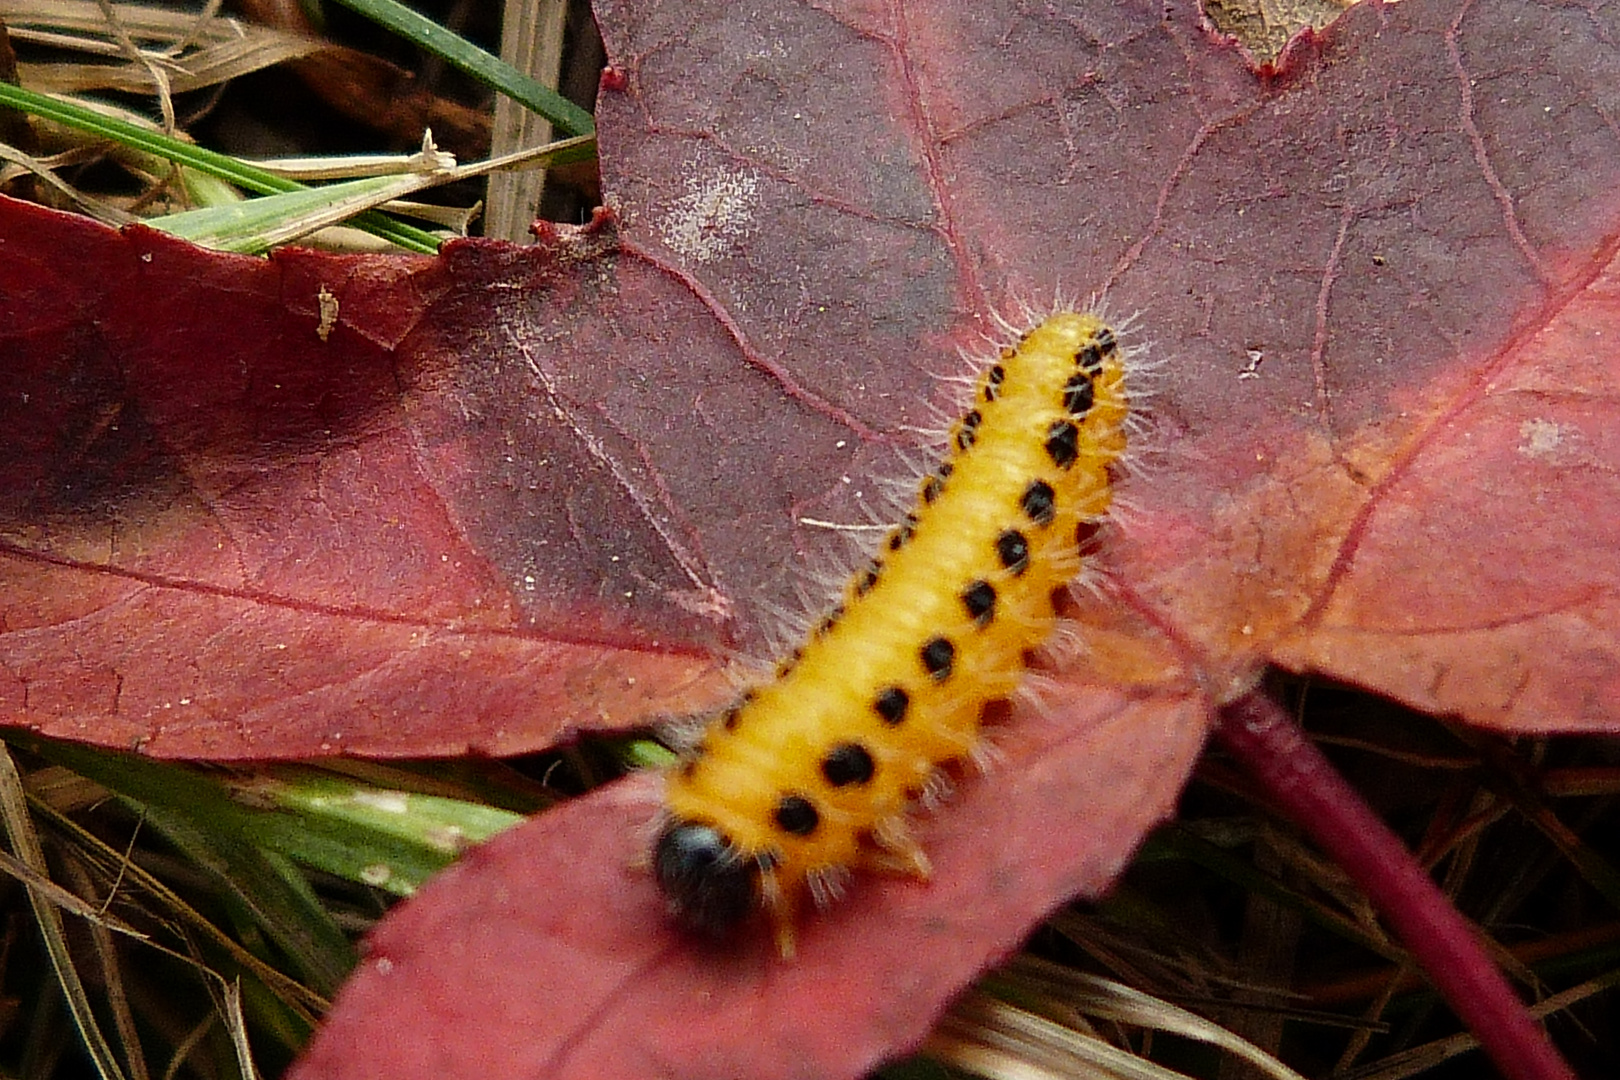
[653,311,1131,957]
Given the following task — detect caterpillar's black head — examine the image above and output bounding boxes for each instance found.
[652,819,761,936]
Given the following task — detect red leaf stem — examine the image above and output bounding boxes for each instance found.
[1216,690,1575,1080]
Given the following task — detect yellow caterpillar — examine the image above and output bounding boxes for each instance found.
[653,311,1131,957]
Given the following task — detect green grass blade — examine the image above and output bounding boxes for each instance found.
[11,738,357,995]
[13,735,522,898]
[0,83,444,253]
[23,795,330,1023]
[326,0,595,137]
[138,804,358,998]
[247,770,524,890]
[150,173,448,254]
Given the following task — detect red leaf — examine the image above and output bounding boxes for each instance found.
[0,210,734,756]
[289,0,1619,1075]
[4,0,1619,1075]
[1270,290,1620,728]
[288,687,1205,1080]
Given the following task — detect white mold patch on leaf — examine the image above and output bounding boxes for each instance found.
[1518,417,1574,461]
[658,167,761,264]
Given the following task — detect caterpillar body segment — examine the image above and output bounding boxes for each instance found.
[653,312,1131,957]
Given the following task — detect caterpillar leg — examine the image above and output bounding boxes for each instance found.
[773,917,798,961]
[758,865,799,959]
[864,817,933,879]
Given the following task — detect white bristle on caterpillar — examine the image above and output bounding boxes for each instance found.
[652,309,1134,957]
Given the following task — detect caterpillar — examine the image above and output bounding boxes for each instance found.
[652,310,1131,957]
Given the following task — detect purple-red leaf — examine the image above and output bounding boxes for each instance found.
[1,212,737,756]
[288,686,1205,1080]
[3,0,1618,1076]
